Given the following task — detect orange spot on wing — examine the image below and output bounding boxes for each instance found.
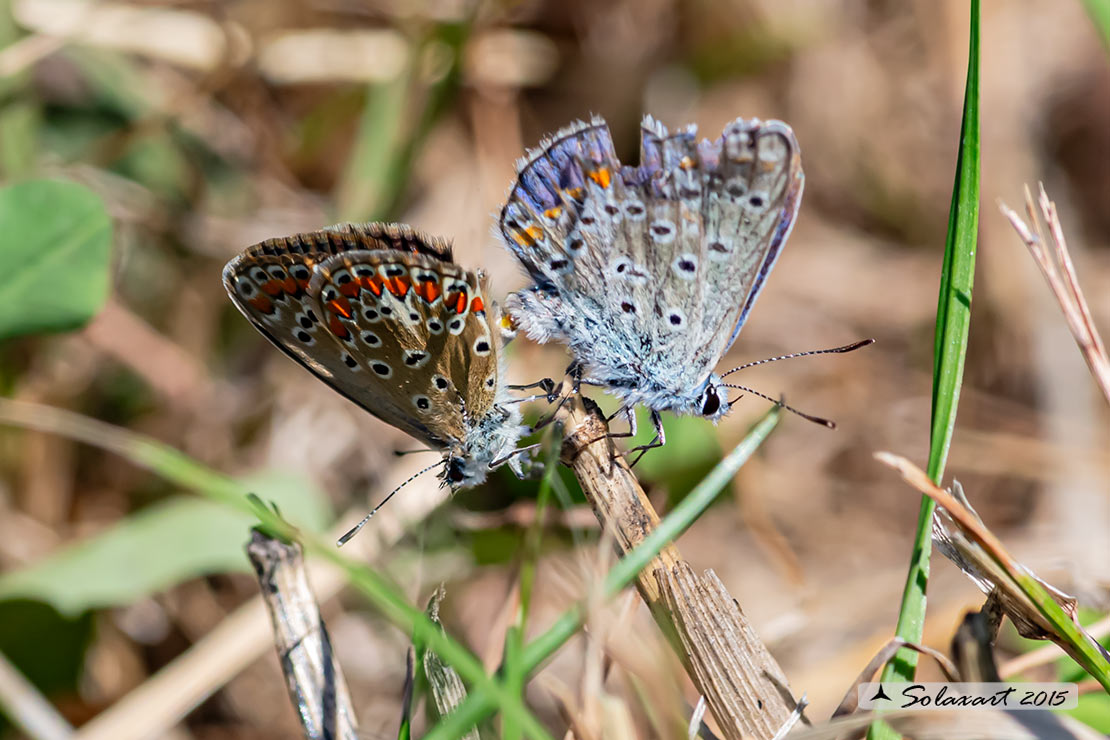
[260,280,284,297]
[588,167,611,188]
[362,275,384,297]
[327,297,353,319]
[338,281,361,298]
[415,279,441,303]
[281,276,298,293]
[248,295,275,314]
[564,186,585,201]
[470,296,485,313]
[386,275,411,298]
[513,225,544,248]
[328,314,350,340]
[543,206,563,220]
[446,290,468,315]
[678,156,696,170]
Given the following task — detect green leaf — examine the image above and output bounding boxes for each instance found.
[1081,0,1110,53]
[870,1,979,736]
[0,471,331,616]
[0,179,113,340]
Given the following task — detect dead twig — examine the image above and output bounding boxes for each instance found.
[245,530,359,740]
[1000,184,1110,406]
[559,397,799,740]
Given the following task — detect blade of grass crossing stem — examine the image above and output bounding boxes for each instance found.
[0,400,551,740]
[503,437,560,740]
[422,407,781,740]
[1081,0,1110,52]
[871,2,979,737]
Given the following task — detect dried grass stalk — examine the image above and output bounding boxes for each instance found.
[246,530,359,740]
[1000,184,1110,405]
[559,397,799,740]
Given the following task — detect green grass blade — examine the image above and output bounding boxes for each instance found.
[423,407,781,740]
[0,398,551,740]
[871,0,980,736]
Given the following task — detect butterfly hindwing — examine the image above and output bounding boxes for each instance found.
[224,223,495,451]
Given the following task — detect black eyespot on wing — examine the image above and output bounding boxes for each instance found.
[678,259,696,272]
[343,354,357,368]
[749,195,764,208]
[299,316,313,329]
[669,313,682,325]
[296,330,312,342]
[372,362,391,376]
[405,352,428,366]
[621,301,635,313]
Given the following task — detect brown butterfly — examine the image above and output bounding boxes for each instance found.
[223,222,541,542]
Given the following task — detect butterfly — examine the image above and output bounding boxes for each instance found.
[499,115,870,454]
[223,222,537,542]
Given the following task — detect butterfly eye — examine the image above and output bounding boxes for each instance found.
[700,386,721,417]
[445,459,466,485]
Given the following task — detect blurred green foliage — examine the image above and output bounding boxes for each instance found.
[0,180,112,340]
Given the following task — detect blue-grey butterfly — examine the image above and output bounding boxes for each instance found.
[223,222,539,543]
[499,115,870,453]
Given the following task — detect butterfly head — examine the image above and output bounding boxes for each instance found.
[440,403,526,490]
[695,375,729,422]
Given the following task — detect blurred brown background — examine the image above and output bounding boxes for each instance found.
[1,0,1109,737]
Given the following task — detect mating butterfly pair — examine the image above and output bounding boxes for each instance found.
[224,114,863,540]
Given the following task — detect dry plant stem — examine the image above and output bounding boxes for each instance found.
[1000,185,1110,405]
[1000,613,1110,679]
[559,398,796,740]
[0,650,73,740]
[68,504,443,740]
[245,530,358,740]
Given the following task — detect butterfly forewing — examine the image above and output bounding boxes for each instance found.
[500,115,803,402]
[223,223,498,451]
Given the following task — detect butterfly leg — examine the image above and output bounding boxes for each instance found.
[626,410,665,468]
[527,361,588,432]
[508,377,559,402]
[490,442,544,478]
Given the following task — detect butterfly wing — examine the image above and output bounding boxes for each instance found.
[223,222,496,450]
[500,115,803,399]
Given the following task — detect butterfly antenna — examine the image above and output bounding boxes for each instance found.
[393,448,438,457]
[719,339,874,378]
[723,384,836,428]
[337,460,445,547]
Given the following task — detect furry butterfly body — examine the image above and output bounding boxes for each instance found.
[223,222,526,489]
